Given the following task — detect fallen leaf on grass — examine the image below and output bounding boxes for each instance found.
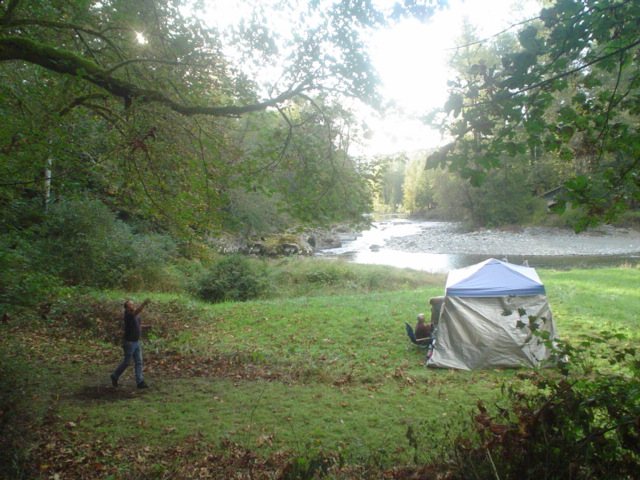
[256,434,274,447]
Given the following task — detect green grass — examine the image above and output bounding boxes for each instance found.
[2,263,639,478]
[253,256,446,301]
[544,267,640,331]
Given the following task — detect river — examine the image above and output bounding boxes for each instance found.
[316,217,640,273]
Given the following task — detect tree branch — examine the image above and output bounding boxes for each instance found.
[59,93,110,116]
[509,38,640,96]
[0,18,114,45]
[456,38,640,115]
[103,57,208,74]
[0,36,311,117]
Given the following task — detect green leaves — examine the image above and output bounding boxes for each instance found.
[518,26,543,55]
[430,0,640,227]
[444,93,464,117]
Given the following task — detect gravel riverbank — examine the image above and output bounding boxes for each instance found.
[383,223,640,257]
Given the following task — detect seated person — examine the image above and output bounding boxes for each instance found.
[429,296,444,325]
[414,313,432,346]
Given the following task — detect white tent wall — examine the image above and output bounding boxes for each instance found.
[427,294,556,370]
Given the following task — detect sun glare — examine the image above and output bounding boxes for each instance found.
[135,32,148,44]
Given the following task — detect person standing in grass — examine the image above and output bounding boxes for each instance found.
[110,298,151,389]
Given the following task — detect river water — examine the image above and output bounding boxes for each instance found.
[316,217,640,273]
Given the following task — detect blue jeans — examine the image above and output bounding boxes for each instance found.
[112,341,144,384]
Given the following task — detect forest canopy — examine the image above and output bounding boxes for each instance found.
[0,0,446,236]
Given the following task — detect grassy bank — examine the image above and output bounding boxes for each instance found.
[1,262,639,479]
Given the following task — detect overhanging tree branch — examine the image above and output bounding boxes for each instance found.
[1,18,108,37]
[104,57,209,74]
[0,36,312,117]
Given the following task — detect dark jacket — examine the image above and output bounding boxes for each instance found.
[123,310,142,342]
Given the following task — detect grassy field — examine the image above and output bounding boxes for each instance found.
[2,262,639,479]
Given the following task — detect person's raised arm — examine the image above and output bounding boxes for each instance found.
[133,299,150,317]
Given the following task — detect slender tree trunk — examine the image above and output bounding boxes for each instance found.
[43,157,52,211]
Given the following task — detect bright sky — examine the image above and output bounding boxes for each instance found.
[204,0,541,156]
[363,0,541,156]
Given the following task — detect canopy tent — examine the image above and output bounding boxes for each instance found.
[444,258,546,297]
[427,259,557,370]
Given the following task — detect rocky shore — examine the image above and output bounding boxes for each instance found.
[384,223,640,256]
[207,220,640,258]
[207,223,365,256]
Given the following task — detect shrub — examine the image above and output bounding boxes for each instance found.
[612,210,640,229]
[542,206,592,230]
[444,331,640,480]
[0,352,32,477]
[197,255,266,303]
[35,198,136,287]
[119,233,178,292]
[449,375,640,480]
[0,234,62,312]
[30,199,179,290]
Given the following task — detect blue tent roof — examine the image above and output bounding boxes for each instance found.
[445,258,546,297]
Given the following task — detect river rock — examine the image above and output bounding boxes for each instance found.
[206,232,247,254]
[207,232,313,256]
[206,221,368,257]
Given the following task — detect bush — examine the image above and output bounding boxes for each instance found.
[0,333,51,478]
[30,199,179,290]
[472,170,545,227]
[35,198,136,287]
[444,332,640,480]
[119,233,178,292]
[197,255,266,303]
[542,206,592,230]
[449,375,640,480]
[0,234,63,312]
[612,210,640,229]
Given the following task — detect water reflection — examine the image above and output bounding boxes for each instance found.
[316,219,640,273]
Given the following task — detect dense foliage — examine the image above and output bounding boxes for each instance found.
[446,327,640,480]
[197,255,266,303]
[0,0,396,234]
[449,375,640,479]
[428,0,640,230]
